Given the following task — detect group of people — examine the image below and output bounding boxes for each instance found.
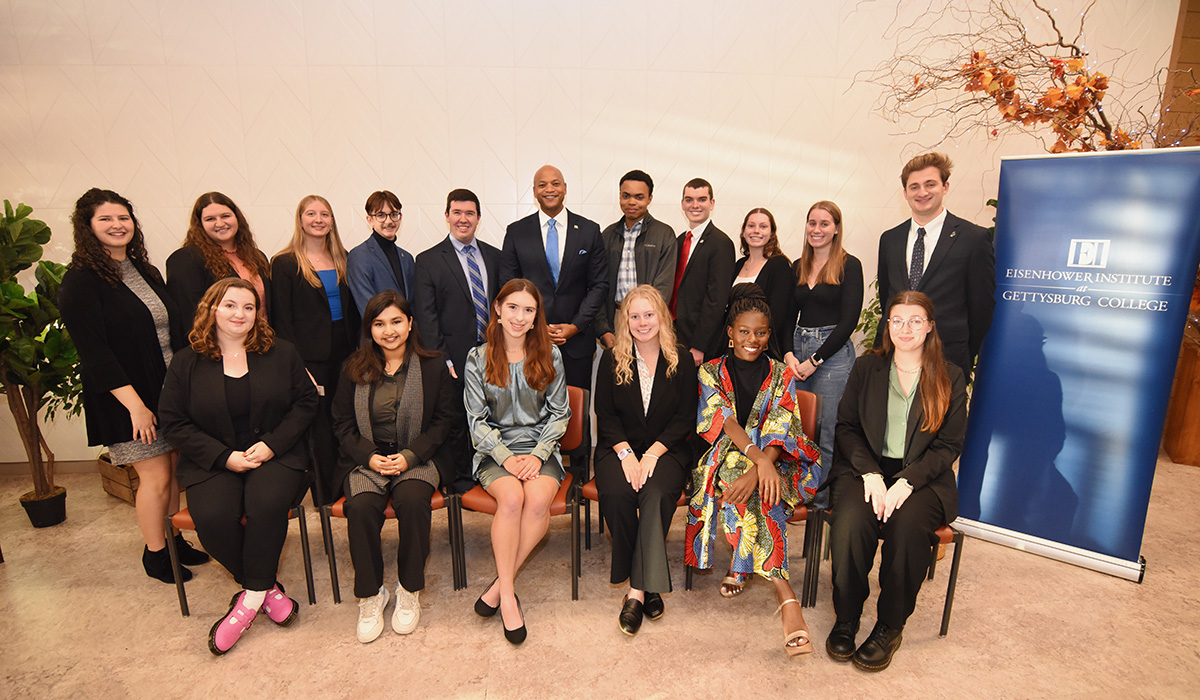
[57,151,995,671]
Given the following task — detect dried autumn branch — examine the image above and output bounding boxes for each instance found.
[855,0,1200,151]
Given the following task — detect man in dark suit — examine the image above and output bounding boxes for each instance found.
[875,153,995,374]
[669,177,735,366]
[499,164,609,389]
[347,190,416,312]
[596,169,677,349]
[413,188,501,492]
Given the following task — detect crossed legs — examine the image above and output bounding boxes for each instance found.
[481,474,559,630]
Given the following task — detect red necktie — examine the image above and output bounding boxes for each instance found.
[670,230,693,318]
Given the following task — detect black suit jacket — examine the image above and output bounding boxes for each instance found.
[412,236,502,378]
[832,353,967,521]
[594,345,698,459]
[269,253,361,365]
[499,210,609,359]
[166,245,272,323]
[673,223,735,360]
[159,342,319,489]
[595,213,677,337]
[876,212,995,372]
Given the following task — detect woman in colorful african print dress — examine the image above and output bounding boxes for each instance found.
[684,283,822,657]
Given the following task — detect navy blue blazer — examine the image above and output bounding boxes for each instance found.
[347,235,416,312]
[412,235,502,379]
[499,210,609,360]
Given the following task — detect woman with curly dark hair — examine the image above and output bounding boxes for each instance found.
[159,277,318,655]
[166,191,272,322]
[58,187,205,584]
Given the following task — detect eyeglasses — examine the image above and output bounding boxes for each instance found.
[888,316,929,331]
[370,212,402,222]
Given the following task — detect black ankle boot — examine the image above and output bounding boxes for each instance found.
[143,545,192,584]
[174,534,211,566]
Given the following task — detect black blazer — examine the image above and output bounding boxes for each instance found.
[674,223,735,360]
[269,252,360,365]
[594,345,698,459]
[165,245,272,323]
[412,236,502,379]
[876,212,995,372]
[330,353,458,493]
[595,213,677,337]
[58,263,187,447]
[158,341,318,489]
[499,211,609,360]
[833,353,967,522]
[734,254,793,358]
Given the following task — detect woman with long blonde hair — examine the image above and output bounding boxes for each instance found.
[594,285,697,635]
[270,194,359,504]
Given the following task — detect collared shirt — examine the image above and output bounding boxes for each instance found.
[449,234,490,302]
[883,362,921,459]
[615,219,644,303]
[681,218,711,269]
[906,208,947,277]
[538,208,569,268]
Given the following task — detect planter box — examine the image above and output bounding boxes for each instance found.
[98,453,138,504]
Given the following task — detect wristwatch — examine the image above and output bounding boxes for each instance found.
[617,448,633,460]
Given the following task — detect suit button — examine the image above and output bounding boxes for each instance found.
[254,428,262,435]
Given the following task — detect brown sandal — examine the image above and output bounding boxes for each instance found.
[776,598,813,657]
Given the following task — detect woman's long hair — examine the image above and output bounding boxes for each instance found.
[183,192,271,281]
[484,279,555,391]
[874,290,952,433]
[738,207,787,260]
[68,188,158,287]
[344,290,437,385]
[612,285,679,385]
[276,194,349,287]
[188,278,275,359]
[794,200,847,287]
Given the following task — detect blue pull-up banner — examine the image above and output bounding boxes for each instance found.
[956,148,1200,581]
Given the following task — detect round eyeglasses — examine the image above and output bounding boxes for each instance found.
[888,316,929,331]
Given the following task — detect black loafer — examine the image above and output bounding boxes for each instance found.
[643,592,664,621]
[853,621,903,672]
[825,618,860,662]
[619,596,644,636]
[474,577,499,618]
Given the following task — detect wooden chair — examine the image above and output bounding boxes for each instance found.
[318,489,465,603]
[459,385,586,600]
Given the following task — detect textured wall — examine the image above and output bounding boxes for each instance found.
[0,0,1180,460]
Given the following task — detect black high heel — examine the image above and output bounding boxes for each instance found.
[474,577,499,618]
[503,595,526,645]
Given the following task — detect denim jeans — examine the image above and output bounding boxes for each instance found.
[794,324,856,505]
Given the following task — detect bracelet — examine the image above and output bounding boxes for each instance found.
[809,354,824,367]
[644,454,659,461]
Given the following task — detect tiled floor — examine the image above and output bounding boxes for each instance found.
[1,457,1197,699]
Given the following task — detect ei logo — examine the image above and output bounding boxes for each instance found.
[1067,239,1110,269]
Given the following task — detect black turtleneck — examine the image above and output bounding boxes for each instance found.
[728,352,769,427]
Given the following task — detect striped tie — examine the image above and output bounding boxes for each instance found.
[463,244,488,341]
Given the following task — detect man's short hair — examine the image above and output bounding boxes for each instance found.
[683,177,714,198]
[445,188,481,216]
[620,169,654,196]
[901,153,953,187]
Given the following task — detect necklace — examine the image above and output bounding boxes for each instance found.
[226,350,242,359]
[894,362,920,375]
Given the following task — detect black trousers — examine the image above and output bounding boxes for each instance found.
[828,470,945,629]
[307,322,350,506]
[447,377,475,495]
[561,349,593,391]
[186,461,308,591]
[594,449,686,593]
[343,477,435,599]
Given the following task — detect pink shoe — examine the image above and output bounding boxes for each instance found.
[261,584,298,626]
[209,591,257,655]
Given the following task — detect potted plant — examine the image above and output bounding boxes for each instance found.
[0,200,83,527]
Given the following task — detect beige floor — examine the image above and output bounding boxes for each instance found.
[1,455,1197,700]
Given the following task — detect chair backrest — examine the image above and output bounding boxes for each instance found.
[561,385,584,452]
[794,389,821,444]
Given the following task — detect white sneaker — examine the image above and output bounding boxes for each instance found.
[356,586,389,643]
[392,584,420,635]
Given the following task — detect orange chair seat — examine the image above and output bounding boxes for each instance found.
[460,473,574,516]
[328,491,445,519]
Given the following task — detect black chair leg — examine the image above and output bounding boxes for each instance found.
[320,505,341,604]
[164,514,189,617]
[570,493,581,597]
[940,530,964,637]
[450,495,467,591]
[685,565,693,591]
[293,505,316,605]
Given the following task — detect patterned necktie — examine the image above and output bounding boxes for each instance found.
[669,230,693,317]
[546,218,560,284]
[909,227,926,290]
[462,244,488,341]
[616,225,639,303]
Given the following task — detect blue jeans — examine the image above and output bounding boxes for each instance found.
[793,325,855,505]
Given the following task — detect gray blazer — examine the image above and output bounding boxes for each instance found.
[595,213,678,337]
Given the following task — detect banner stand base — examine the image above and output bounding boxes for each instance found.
[954,518,1146,583]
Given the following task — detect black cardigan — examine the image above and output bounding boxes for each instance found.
[329,353,457,496]
[158,341,318,489]
[58,263,187,447]
[734,254,793,360]
[165,245,272,324]
[269,252,360,364]
[594,344,698,458]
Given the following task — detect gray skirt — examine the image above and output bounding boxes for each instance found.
[107,435,173,465]
[476,454,564,490]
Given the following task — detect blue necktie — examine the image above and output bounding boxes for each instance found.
[546,218,560,284]
[463,244,488,341]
